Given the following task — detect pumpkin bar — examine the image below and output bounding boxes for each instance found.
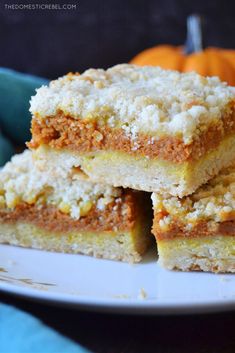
[29,64,235,197]
[0,150,152,262]
[151,162,235,273]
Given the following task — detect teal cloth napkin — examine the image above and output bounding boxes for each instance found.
[0,67,49,166]
[0,303,91,353]
[0,133,15,166]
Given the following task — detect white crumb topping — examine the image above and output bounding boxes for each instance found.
[0,150,121,220]
[30,64,235,144]
[152,162,235,226]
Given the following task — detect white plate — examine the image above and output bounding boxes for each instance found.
[0,244,235,315]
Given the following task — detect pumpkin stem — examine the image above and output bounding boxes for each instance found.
[184,14,203,54]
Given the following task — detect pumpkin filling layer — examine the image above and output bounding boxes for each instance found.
[152,213,235,240]
[29,108,235,164]
[0,200,135,233]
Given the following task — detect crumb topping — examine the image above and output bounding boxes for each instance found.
[0,150,121,220]
[152,161,235,227]
[30,64,235,144]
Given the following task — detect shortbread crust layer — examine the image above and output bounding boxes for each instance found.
[0,222,148,263]
[31,132,235,197]
[158,237,235,273]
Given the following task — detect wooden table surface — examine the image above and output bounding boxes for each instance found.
[1,292,235,353]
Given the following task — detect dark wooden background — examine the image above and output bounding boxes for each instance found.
[0,0,235,79]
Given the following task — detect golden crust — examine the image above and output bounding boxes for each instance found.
[157,236,235,273]
[28,109,235,163]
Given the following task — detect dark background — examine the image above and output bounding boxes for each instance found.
[2,292,235,353]
[0,0,235,79]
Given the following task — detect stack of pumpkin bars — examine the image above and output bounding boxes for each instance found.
[0,64,235,273]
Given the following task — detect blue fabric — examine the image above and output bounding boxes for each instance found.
[0,303,91,353]
[0,67,48,144]
[0,67,48,165]
[0,134,14,166]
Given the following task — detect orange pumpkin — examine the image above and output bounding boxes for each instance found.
[130,15,235,86]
